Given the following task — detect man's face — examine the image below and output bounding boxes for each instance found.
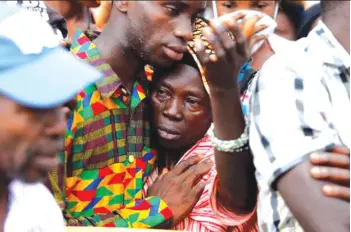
[216,0,277,18]
[125,1,207,68]
[0,96,66,183]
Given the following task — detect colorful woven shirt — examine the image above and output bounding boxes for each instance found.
[48,29,172,228]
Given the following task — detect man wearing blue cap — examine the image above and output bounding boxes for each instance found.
[0,4,102,231]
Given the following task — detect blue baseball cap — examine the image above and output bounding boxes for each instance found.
[0,4,102,109]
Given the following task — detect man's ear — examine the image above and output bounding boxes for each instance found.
[114,1,128,13]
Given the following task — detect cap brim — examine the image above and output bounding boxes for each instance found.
[0,46,102,108]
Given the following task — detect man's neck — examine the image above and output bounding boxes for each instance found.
[93,20,144,90]
[323,6,350,54]
[325,20,350,55]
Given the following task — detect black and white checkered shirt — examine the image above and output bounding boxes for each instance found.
[249,21,350,232]
[6,1,49,21]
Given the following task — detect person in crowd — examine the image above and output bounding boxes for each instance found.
[297,3,321,39]
[194,0,350,199]
[149,9,350,232]
[215,0,306,41]
[214,0,285,70]
[44,0,98,42]
[249,0,350,231]
[46,1,222,228]
[145,14,264,231]
[0,3,102,231]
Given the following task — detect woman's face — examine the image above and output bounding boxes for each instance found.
[151,64,212,150]
[216,0,277,18]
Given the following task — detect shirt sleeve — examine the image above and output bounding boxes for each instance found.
[248,54,339,188]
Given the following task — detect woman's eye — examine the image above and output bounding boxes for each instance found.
[156,88,170,100]
[186,99,198,105]
[185,97,201,108]
[253,2,267,9]
[223,2,234,9]
[165,5,180,17]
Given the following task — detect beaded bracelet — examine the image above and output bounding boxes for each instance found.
[208,124,249,153]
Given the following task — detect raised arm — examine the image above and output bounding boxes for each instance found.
[193,15,266,214]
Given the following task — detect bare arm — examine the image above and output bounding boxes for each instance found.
[277,159,350,232]
[209,87,257,214]
[194,15,264,214]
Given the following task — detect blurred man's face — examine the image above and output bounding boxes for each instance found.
[0,96,66,183]
[216,0,277,18]
[123,1,207,68]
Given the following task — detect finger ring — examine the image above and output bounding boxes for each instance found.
[214,20,227,34]
[237,18,244,25]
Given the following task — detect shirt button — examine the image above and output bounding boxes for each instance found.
[121,88,128,95]
[128,155,135,163]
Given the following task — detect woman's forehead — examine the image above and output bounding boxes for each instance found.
[159,64,205,92]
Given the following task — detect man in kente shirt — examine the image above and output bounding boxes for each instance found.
[47,0,213,228]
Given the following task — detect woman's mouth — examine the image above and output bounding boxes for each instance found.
[157,127,181,140]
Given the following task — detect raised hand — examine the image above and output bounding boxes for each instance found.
[194,13,265,89]
[147,155,213,226]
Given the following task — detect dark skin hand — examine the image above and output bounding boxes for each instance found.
[310,146,350,201]
[193,14,265,214]
[147,155,212,226]
[278,159,350,232]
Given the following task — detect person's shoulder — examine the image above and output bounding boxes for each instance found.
[15,180,62,214]
[258,45,321,85]
[10,180,65,231]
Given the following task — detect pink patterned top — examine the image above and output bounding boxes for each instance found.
[143,134,258,232]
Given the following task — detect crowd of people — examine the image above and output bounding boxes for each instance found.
[0,1,349,232]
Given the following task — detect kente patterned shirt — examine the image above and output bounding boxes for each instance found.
[48,29,172,228]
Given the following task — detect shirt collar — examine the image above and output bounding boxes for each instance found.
[310,21,350,69]
[70,29,123,99]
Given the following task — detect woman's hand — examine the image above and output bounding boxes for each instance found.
[194,14,265,89]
